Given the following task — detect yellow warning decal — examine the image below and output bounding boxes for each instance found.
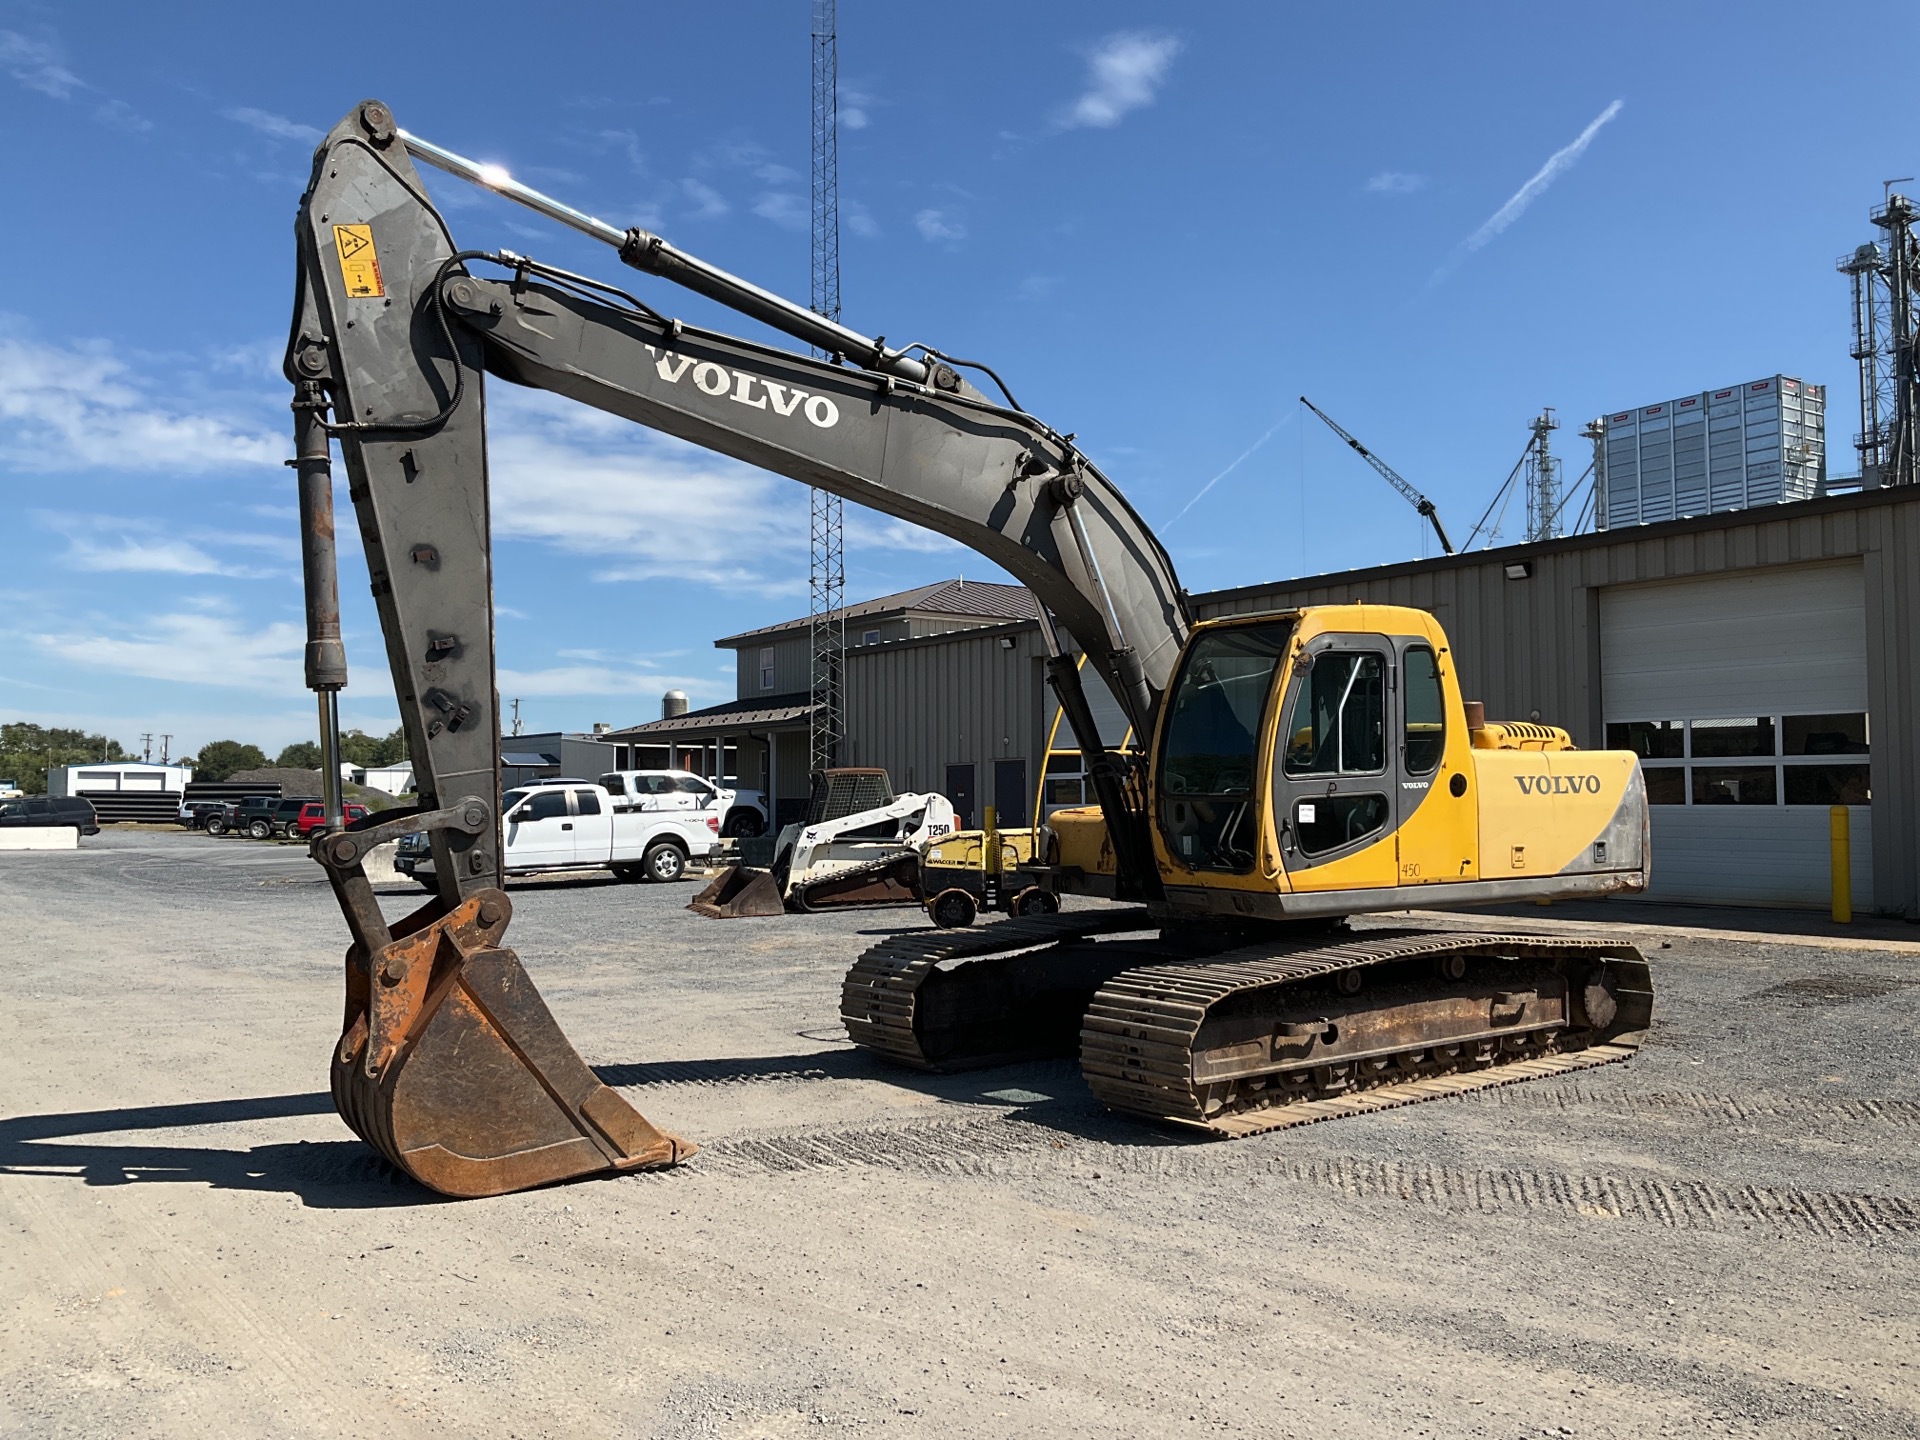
[332,224,385,298]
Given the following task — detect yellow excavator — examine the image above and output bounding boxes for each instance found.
[286,102,1652,1197]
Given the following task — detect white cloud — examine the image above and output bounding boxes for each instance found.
[0,29,81,99]
[844,200,879,239]
[1057,31,1180,130]
[93,98,151,133]
[496,663,718,700]
[681,178,730,219]
[1366,171,1427,195]
[21,602,306,696]
[225,106,323,144]
[1434,99,1624,284]
[753,191,808,230]
[915,208,966,244]
[0,329,282,473]
[840,84,876,131]
[35,512,295,578]
[486,390,808,593]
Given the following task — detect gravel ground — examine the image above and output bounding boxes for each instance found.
[2,830,1917,1439]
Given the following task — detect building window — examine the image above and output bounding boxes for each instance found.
[759,646,775,690]
[1606,713,1869,807]
[863,629,881,646]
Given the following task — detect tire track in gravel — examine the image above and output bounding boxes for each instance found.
[698,1115,1920,1240]
[1474,1084,1920,1128]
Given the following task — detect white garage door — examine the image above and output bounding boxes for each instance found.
[1599,561,1872,908]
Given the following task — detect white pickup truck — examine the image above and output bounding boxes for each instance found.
[597,769,768,837]
[395,780,721,885]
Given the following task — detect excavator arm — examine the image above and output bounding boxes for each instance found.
[285,100,1189,1196]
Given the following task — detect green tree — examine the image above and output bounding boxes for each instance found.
[338,727,408,768]
[193,740,269,782]
[276,741,323,768]
[0,723,129,795]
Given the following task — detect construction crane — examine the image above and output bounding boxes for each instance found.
[1299,396,1455,554]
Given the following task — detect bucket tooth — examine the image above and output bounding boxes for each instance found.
[332,890,692,1198]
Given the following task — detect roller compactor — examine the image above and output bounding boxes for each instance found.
[285,102,1653,1197]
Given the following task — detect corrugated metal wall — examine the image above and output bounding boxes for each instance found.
[1194,489,1920,916]
[844,622,1047,808]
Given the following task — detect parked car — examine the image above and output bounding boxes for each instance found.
[177,800,226,830]
[0,795,101,835]
[292,801,371,837]
[396,781,720,886]
[208,795,314,839]
[597,770,768,837]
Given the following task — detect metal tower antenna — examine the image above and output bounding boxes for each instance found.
[807,0,846,775]
[1524,408,1562,542]
[1839,183,1920,489]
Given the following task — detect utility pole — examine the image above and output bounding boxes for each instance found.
[140,732,153,763]
[510,698,523,737]
[807,0,846,777]
[1524,409,1562,543]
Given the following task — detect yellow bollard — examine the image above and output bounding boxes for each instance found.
[1829,805,1852,924]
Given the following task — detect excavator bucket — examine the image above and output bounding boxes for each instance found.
[687,865,787,918]
[333,890,693,1197]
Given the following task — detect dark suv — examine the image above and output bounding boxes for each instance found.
[209,796,314,840]
[0,795,101,835]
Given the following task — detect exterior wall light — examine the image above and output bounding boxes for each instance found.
[1504,562,1533,580]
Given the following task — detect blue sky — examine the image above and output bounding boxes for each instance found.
[1,2,1913,758]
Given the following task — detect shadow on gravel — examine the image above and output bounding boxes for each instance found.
[0,1093,442,1208]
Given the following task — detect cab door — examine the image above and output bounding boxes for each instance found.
[1270,635,1398,889]
[1390,637,1473,884]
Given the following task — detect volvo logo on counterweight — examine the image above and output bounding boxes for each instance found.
[642,345,840,428]
[1515,774,1603,795]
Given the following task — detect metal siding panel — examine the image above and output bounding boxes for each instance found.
[1599,561,1867,719]
[1645,807,1871,908]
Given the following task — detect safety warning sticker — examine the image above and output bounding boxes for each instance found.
[333,224,385,298]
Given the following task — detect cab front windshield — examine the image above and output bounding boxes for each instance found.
[1156,621,1292,872]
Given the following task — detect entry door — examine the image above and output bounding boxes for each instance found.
[505,788,573,866]
[945,764,976,831]
[1270,637,1396,883]
[992,759,1029,828]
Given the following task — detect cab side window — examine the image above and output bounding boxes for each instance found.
[573,790,602,816]
[1278,650,1389,858]
[1403,645,1445,775]
[1283,652,1386,776]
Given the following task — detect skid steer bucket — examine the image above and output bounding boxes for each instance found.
[687,864,787,918]
[332,889,693,1197]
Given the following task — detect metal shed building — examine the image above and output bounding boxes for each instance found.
[1198,484,1920,916]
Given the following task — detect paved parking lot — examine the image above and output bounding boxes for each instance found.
[3,830,1918,1438]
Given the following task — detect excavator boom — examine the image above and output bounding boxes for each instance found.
[289,101,1187,1195]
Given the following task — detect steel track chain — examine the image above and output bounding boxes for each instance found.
[839,907,1157,1069]
[1080,931,1648,1135]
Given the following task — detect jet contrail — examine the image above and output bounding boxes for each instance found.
[1165,412,1294,528]
[1431,98,1624,284]
[1467,98,1623,250]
